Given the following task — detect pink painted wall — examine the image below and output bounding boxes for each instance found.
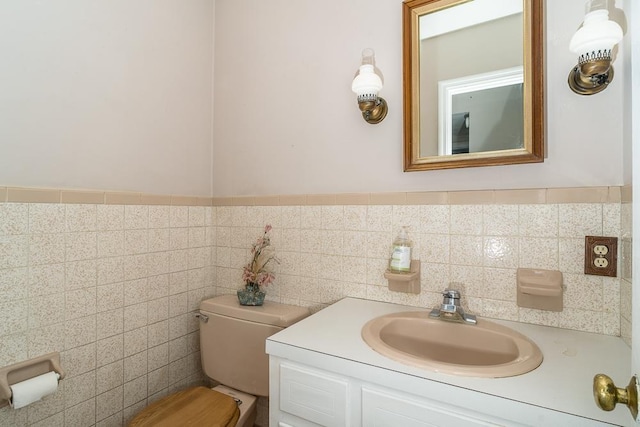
[0,0,214,196]
[212,0,626,196]
[0,1,628,197]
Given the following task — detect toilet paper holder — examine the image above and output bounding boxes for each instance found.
[0,352,65,408]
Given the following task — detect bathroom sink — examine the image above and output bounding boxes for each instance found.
[361,311,542,378]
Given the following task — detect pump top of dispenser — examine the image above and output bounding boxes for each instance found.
[396,226,410,243]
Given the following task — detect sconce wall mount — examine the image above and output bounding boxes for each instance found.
[568,3,623,96]
[356,90,388,124]
[568,51,614,95]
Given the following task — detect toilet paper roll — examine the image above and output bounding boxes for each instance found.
[10,371,60,409]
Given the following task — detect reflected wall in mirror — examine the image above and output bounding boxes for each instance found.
[403,0,544,171]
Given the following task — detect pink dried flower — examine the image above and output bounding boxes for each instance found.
[243,224,279,290]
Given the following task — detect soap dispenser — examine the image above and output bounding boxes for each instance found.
[389,226,412,273]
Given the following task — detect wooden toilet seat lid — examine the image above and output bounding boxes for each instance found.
[128,386,240,427]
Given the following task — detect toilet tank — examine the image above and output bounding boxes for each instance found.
[198,295,310,397]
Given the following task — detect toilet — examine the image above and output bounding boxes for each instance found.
[129,294,310,427]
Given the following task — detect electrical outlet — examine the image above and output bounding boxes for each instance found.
[585,236,617,277]
[593,245,609,256]
[593,257,609,268]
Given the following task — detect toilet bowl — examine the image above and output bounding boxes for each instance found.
[128,295,309,426]
[213,385,257,427]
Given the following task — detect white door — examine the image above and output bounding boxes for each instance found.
[592,1,640,424]
[628,0,639,423]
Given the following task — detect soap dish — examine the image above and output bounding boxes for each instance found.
[516,268,563,311]
[384,260,420,294]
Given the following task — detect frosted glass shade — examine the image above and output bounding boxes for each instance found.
[351,64,383,101]
[569,9,622,60]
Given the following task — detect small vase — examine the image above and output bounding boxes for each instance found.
[237,284,266,306]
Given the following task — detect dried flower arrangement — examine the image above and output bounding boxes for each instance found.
[238,224,279,305]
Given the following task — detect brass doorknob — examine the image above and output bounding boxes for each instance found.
[593,374,638,420]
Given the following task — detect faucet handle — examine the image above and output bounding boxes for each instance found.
[443,289,460,299]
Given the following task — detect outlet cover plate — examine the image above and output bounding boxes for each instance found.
[584,236,618,277]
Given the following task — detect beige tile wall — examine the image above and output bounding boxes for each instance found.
[0,203,213,427]
[214,200,622,336]
[0,185,630,427]
[620,187,633,347]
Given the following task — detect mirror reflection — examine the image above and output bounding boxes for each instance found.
[437,66,524,156]
[403,0,544,171]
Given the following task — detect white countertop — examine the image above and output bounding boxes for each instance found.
[267,297,633,426]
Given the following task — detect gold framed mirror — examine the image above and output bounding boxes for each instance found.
[403,0,544,171]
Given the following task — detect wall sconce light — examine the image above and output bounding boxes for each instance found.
[568,0,623,95]
[351,48,388,124]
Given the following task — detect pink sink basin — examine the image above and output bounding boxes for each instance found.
[361,311,543,378]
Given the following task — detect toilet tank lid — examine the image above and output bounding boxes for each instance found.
[199,295,310,327]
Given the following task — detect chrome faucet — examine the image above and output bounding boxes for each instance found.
[429,289,477,325]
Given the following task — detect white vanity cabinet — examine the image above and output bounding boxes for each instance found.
[266,298,633,427]
[269,355,608,427]
[270,357,508,426]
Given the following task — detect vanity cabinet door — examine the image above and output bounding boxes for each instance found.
[279,362,349,427]
[361,387,522,427]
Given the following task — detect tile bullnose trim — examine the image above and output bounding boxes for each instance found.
[494,189,546,204]
[61,190,105,204]
[546,187,610,204]
[212,197,235,206]
[406,191,448,205]
[105,192,142,205]
[279,195,307,206]
[620,185,632,203]
[448,190,494,205]
[0,186,214,206]
[7,187,61,203]
[0,186,624,206]
[141,194,172,205]
[307,194,337,205]
[335,193,370,205]
[369,192,407,205]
